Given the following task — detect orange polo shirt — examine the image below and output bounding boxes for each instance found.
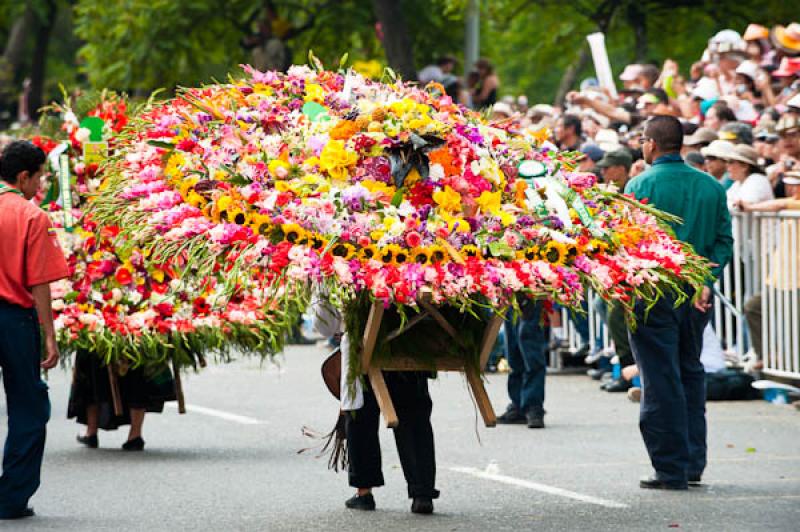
[0,190,70,308]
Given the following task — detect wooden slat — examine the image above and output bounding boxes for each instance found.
[384,311,429,342]
[466,366,496,427]
[172,358,186,414]
[419,300,462,344]
[360,301,384,373]
[368,367,398,428]
[478,313,504,368]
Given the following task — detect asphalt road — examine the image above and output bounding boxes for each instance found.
[2,343,799,531]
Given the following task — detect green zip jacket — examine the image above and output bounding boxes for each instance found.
[624,154,733,283]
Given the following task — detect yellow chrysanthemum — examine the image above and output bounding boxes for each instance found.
[432,185,462,213]
[319,139,358,181]
[476,190,502,215]
[304,83,325,103]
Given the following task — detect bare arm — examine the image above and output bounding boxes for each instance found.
[567,91,631,124]
[739,198,793,212]
[31,283,59,369]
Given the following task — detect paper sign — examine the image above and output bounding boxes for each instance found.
[58,153,74,230]
[586,33,618,100]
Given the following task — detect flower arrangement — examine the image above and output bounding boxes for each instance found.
[91,63,710,335]
[34,91,303,369]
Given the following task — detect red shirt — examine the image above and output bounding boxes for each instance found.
[0,190,70,308]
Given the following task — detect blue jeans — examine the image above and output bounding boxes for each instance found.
[505,301,548,414]
[0,303,50,516]
[629,294,707,484]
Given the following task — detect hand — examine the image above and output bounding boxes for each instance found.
[694,285,712,313]
[630,159,647,177]
[566,91,586,106]
[662,59,679,77]
[41,335,59,370]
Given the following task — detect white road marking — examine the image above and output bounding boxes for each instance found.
[166,403,265,425]
[451,466,629,509]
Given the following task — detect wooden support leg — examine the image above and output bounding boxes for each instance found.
[479,313,504,369]
[466,366,496,427]
[172,358,186,414]
[367,367,398,428]
[107,365,123,417]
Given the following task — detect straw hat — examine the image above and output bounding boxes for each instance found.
[743,24,769,42]
[771,23,800,56]
[700,140,736,160]
[726,144,760,168]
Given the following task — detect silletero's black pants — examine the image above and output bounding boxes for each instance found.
[345,371,439,499]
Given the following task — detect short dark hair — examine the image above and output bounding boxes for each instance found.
[562,113,582,137]
[710,102,736,122]
[0,140,46,183]
[437,55,456,67]
[639,64,660,86]
[645,115,683,153]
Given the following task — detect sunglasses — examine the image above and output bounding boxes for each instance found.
[638,136,652,144]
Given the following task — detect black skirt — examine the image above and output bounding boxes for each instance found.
[67,350,177,431]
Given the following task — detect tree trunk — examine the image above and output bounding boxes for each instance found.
[371,0,416,81]
[626,3,648,63]
[27,1,58,119]
[553,47,590,106]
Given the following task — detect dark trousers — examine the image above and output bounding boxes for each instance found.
[505,301,548,414]
[0,303,50,516]
[345,371,438,499]
[608,302,634,367]
[629,295,708,484]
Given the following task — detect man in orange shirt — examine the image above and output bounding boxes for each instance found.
[0,141,70,519]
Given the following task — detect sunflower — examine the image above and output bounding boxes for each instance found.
[187,191,207,209]
[360,244,379,261]
[250,214,272,236]
[308,233,328,252]
[394,247,410,265]
[411,247,431,265]
[542,241,568,266]
[281,223,307,245]
[428,245,448,264]
[460,244,481,259]
[517,245,540,261]
[331,242,356,260]
[379,244,400,265]
[226,208,248,226]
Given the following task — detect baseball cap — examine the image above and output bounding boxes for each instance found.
[619,64,643,82]
[579,143,605,163]
[596,148,633,171]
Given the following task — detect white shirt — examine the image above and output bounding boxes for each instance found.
[726,173,773,210]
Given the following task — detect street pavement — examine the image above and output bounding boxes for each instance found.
[2,343,799,531]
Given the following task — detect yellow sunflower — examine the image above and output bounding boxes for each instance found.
[394,247,410,265]
[460,244,481,259]
[428,245,448,264]
[379,244,400,265]
[226,208,248,226]
[308,233,328,252]
[542,241,568,266]
[250,214,273,236]
[360,244,379,261]
[411,247,430,265]
[330,242,356,260]
[281,223,307,244]
[517,245,540,261]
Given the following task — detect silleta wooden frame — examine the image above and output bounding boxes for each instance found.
[359,296,503,428]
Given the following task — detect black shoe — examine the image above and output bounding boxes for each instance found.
[526,410,545,429]
[603,378,632,393]
[688,474,702,486]
[345,493,376,511]
[411,497,434,514]
[0,507,35,519]
[639,476,687,490]
[77,434,98,448]
[587,368,609,380]
[122,437,145,451]
[496,405,527,424]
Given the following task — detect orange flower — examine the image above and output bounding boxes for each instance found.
[428,147,460,176]
[330,120,359,140]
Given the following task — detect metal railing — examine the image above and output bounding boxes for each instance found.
[555,210,800,382]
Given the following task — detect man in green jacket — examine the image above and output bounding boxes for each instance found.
[624,115,733,490]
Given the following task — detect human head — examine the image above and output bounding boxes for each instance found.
[577,143,604,171]
[437,55,456,74]
[555,114,582,147]
[777,114,800,158]
[719,121,754,145]
[783,171,800,199]
[637,64,661,90]
[641,115,683,164]
[684,151,706,170]
[704,102,736,131]
[596,148,633,188]
[726,144,760,181]
[683,127,718,152]
[700,140,735,179]
[475,58,494,78]
[0,140,47,200]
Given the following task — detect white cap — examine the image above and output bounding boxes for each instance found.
[528,104,554,117]
[735,60,759,81]
[691,77,719,101]
[491,102,513,116]
[594,129,621,152]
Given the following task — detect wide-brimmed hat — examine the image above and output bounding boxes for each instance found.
[783,171,800,185]
[776,114,800,135]
[773,57,800,77]
[701,139,736,160]
[726,144,761,168]
[743,24,770,42]
[684,127,718,147]
[709,29,747,55]
[771,23,800,56]
[735,60,759,81]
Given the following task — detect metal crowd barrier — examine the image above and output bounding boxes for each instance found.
[553,211,800,382]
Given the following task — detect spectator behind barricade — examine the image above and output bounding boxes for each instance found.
[491,102,513,121]
[754,125,780,168]
[682,127,717,156]
[732,60,775,108]
[685,151,706,171]
[596,148,632,190]
[418,55,456,85]
[740,171,800,367]
[472,58,499,110]
[576,143,604,173]
[554,114,583,151]
[619,63,660,92]
[771,23,800,62]
[743,23,775,68]
[701,139,736,189]
[637,89,672,118]
[725,144,774,209]
[516,95,529,114]
[706,29,748,96]
[704,101,737,131]
[581,111,608,141]
[770,113,800,197]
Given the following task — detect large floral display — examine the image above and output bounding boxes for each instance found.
[87,63,710,366]
[35,92,301,369]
